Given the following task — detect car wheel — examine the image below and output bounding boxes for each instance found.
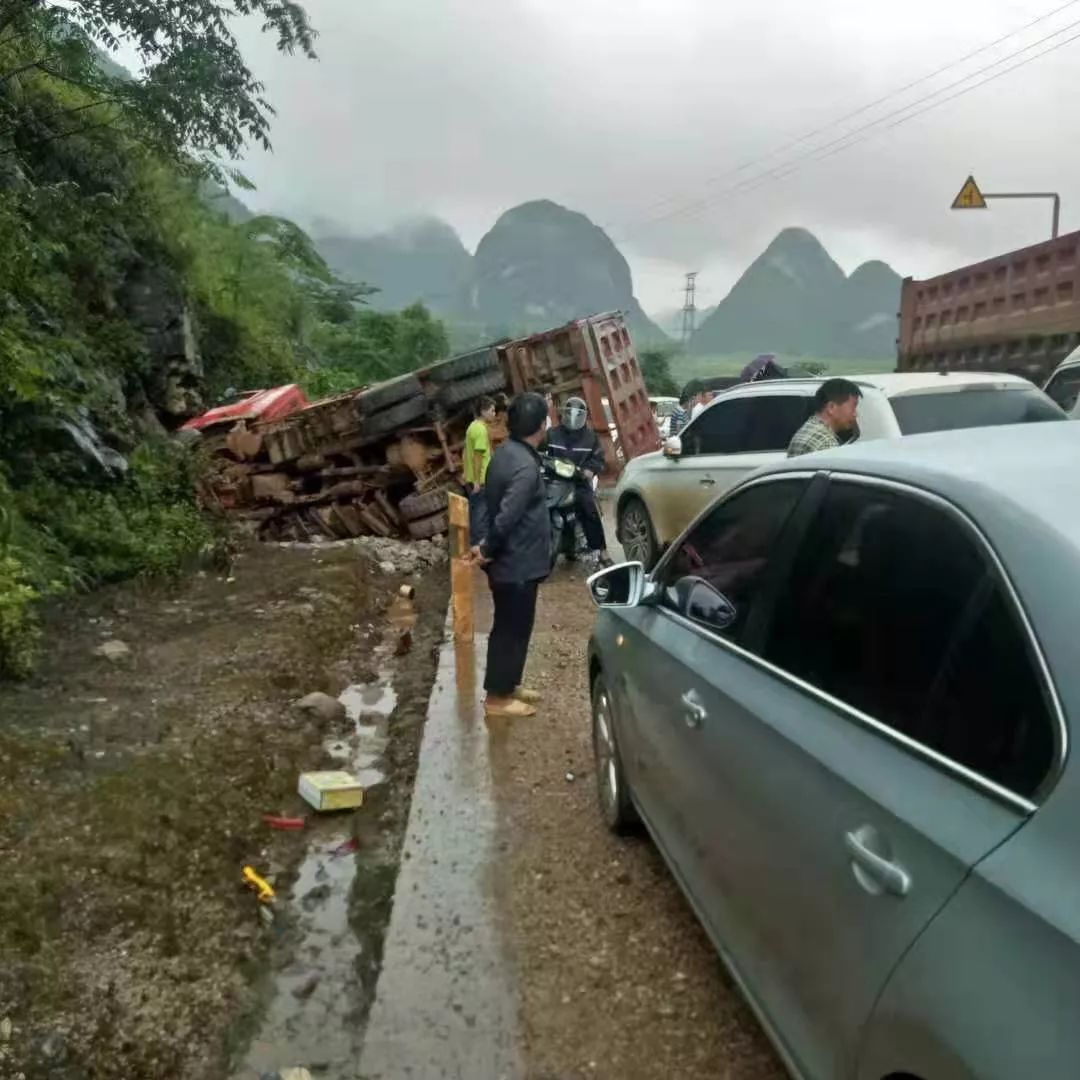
[591,674,638,833]
[618,497,657,570]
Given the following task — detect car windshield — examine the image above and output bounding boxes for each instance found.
[888,387,1066,435]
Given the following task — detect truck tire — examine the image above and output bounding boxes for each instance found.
[438,369,508,410]
[407,509,449,540]
[356,374,423,416]
[360,394,428,440]
[428,347,500,384]
[399,488,448,522]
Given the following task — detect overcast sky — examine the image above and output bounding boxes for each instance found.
[217,0,1080,315]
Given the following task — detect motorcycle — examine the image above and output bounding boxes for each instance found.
[541,454,594,570]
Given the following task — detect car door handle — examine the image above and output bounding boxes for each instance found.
[680,690,707,728]
[699,476,716,486]
[844,829,911,898]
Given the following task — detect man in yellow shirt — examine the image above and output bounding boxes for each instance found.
[463,396,496,543]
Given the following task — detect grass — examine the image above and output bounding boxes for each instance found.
[669,352,896,384]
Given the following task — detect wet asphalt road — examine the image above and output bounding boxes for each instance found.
[359,503,784,1079]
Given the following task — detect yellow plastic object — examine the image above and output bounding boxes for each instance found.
[242,865,275,902]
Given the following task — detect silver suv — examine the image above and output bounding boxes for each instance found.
[615,372,1064,568]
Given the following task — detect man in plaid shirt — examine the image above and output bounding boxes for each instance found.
[787,378,862,457]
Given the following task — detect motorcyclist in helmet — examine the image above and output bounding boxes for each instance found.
[540,395,613,567]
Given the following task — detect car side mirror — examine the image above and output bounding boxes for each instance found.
[587,562,648,608]
[673,576,737,631]
[663,435,682,459]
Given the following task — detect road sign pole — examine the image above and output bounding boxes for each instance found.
[951,176,1062,239]
[981,192,1062,240]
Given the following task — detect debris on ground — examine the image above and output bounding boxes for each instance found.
[293,690,347,724]
[92,638,130,661]
[298,769,365,812]
[188,313,659,544]
[243,865,276,902]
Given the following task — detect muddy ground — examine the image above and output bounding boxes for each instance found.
[0,539,447,1080]
[505,567,785,1080]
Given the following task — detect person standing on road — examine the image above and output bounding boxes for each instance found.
[669,388,693,436]
[691,385,715,421]
[540,396,613,568]
[470,392,551,719]
[463,396,496,544]
[787,378,862,457]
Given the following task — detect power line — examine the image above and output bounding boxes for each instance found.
[621,13,1080,238]
[613,0,1080,237]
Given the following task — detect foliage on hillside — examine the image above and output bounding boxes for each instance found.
[638,347,679,397]
[0,3,449,677]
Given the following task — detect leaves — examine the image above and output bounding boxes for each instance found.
[0,0,316,167]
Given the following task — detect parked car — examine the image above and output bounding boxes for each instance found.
[587,420,1080,1080]
[1043,347,1080,416]
[615,372,1065,568]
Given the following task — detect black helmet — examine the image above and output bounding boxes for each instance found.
[562,396,588,431]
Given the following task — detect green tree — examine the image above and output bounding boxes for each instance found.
[639,346,680,397]
[0,0,316,171]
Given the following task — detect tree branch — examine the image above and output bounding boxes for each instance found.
[0,114,119,154]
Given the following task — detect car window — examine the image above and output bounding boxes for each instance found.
[681,399,755,455]
[1044,367,1080,413]
[682,395,814,456]
[742,395,815,452]
[658,479,806,641]
[762,480,1055,798]
[889,387,1065,435]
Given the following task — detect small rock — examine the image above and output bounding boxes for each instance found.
[294,692,346,724]
[565,772,576,783]
[379,561,397,576]
[279,1070,314,1080]
[0,1016,10,1040]
[94,640,130,662]
[292,974,320,1000]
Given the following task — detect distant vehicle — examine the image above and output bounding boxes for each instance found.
[615,372,1064,569]
[180,385,309,432]
[649,396,679,438]
[588,420,1080,1080]
[1043,347,1080,416]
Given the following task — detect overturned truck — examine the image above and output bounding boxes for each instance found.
[192,312,660,543]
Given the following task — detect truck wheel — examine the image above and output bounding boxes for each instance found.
[356,374,423,416]
[427,347,501,384]
[407,509,449,540]
[618,497,657,570]
[438,369,508,410]
[399,488,449,522]
[360,394,428,440]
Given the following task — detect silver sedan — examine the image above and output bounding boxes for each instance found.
[588,420,1080,1079]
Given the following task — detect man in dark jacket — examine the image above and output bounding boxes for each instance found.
[540,395,612,567]
[471,392,551,719]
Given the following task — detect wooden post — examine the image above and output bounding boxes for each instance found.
[447,492,474,642]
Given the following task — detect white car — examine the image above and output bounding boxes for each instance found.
[1043,348,1080,416]
[615,371,1066,568]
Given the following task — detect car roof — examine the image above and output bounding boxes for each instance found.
[767,419,1080,540]
[714,371,1035,401]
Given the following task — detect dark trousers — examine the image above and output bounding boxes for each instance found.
[468,490,488,546]
[575,484,607,552]
[485,579,540,696]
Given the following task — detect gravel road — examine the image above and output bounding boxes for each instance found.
[501,564,786,1080]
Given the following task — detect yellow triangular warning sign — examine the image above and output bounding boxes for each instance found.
[952,175,987,210]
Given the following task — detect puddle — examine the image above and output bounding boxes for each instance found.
[339,681,397,724]
[233,672,397,1079]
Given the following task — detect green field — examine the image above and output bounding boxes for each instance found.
[669,352,895,386]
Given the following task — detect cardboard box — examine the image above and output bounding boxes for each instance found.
[298,771,364,812]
